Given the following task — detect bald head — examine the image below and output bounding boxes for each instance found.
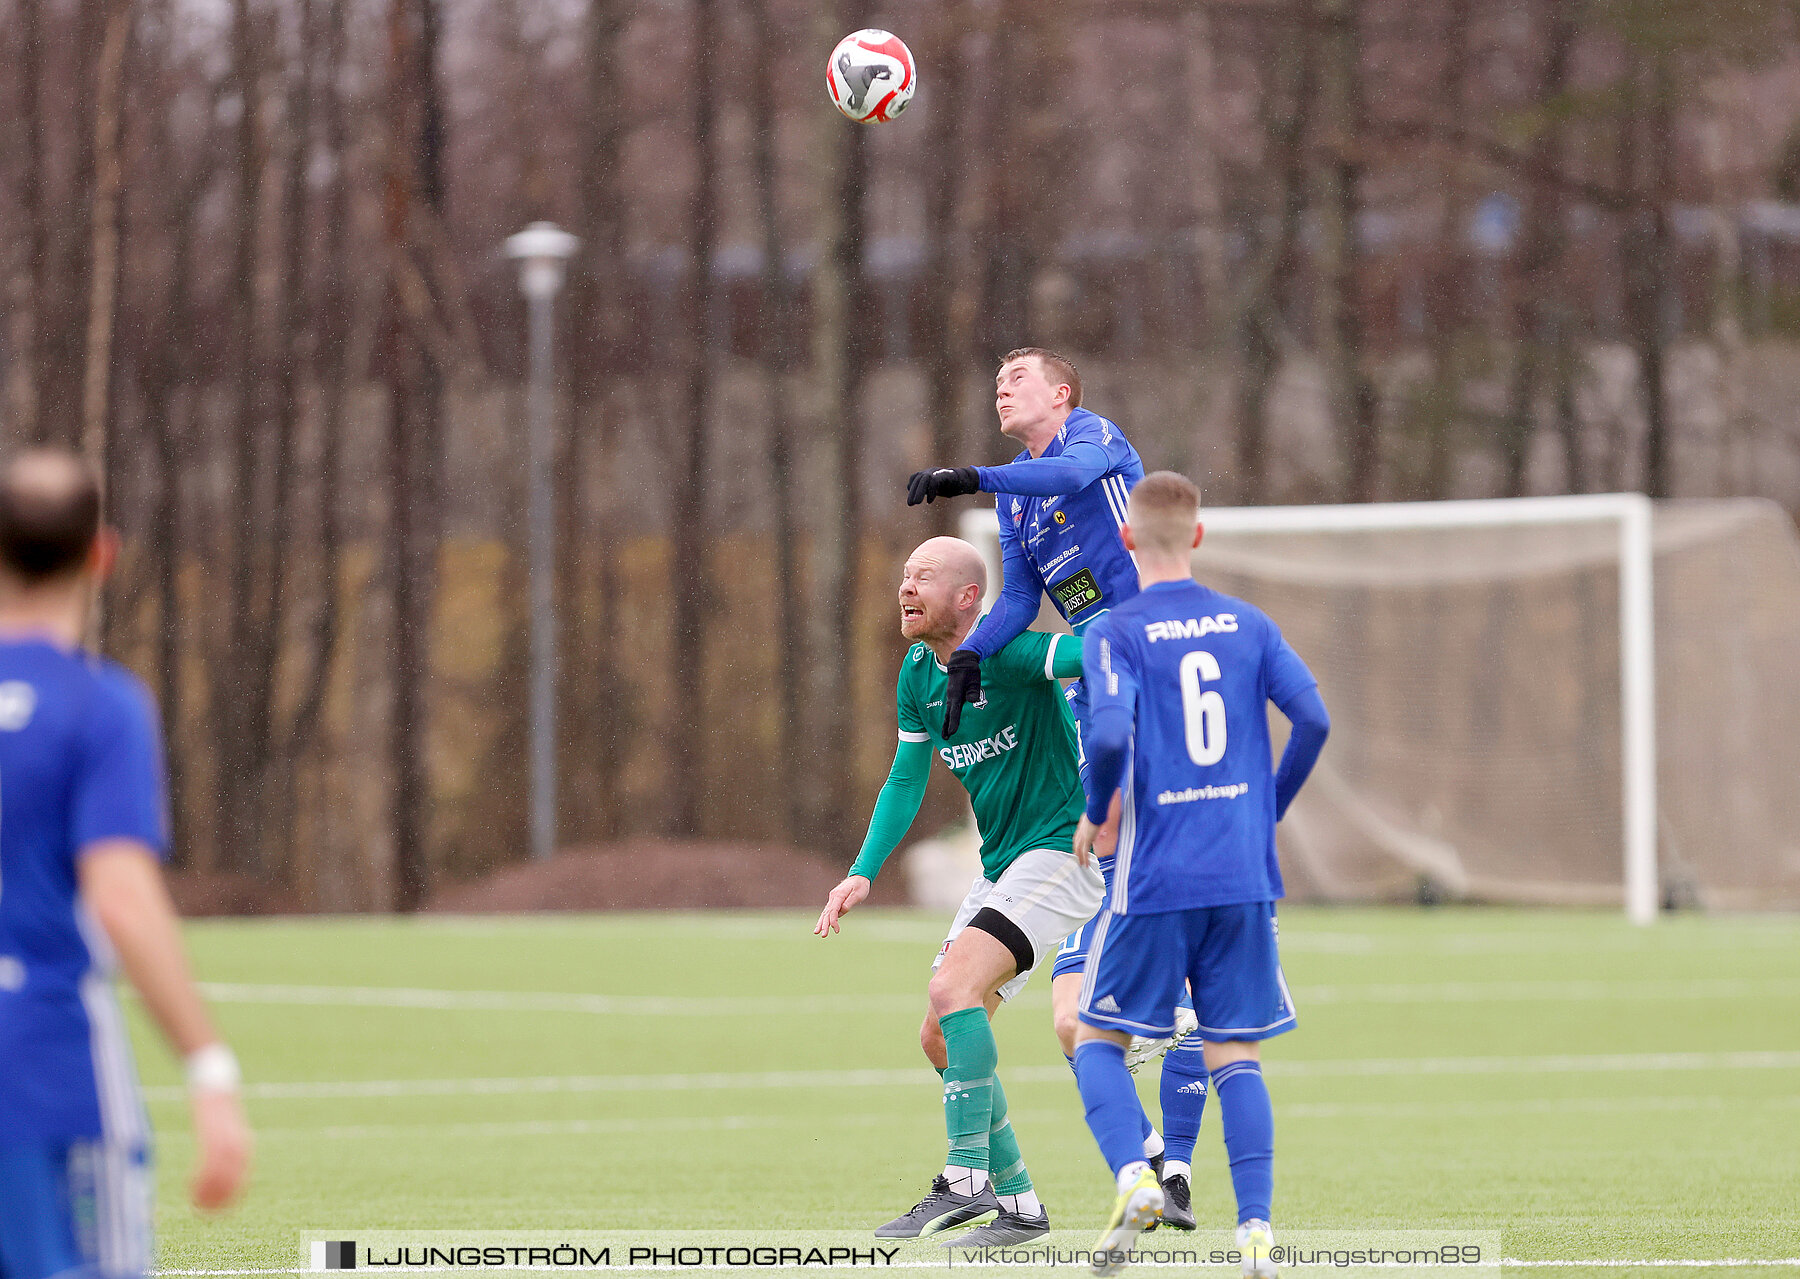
[898,536,988,650]
[0,450,102,583]
[913,536,987,599]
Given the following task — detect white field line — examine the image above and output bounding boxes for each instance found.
[147,1095,1798,1142]
[187,975,1800,1020]
[140,1050,1800,1104]
[194,983,930,1016]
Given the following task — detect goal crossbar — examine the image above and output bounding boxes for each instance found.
[962,493,1659,924]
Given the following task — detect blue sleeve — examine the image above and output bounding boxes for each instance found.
[73,672,170,858]
[1265,631,1327,821]
[964,515,1045,660]
[974,441,1111,497]
[1080,621,1138,823]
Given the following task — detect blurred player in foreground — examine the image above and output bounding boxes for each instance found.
[815,536,1101,1246]
[1069,472,1329,1277]
[0,450,251,1279]
[907,348,1210,1219]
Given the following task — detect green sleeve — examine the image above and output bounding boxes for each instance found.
[984,630,1081,686]
[847,737,934,882]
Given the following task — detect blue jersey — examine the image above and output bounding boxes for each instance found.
[0,638,167,1141]
[965,407,1146,659]
[1083,581,1319,915]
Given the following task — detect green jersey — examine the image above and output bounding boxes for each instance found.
[893,631,1085,881]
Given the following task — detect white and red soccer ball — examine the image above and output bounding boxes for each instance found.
[826,29,915,124]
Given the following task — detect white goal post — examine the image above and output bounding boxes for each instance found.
[961,493,1660,925]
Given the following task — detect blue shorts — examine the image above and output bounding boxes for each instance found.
[1077,901,1296,1041]
[0,1139,153,1279]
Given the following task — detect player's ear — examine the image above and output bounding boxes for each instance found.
[1192,521,1204,550]
[90,527,121,581]
[1121,521,1138,553]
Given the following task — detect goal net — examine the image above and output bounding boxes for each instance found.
[962,495,1800,919]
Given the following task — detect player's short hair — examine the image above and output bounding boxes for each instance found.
[0,450,103,583]
[1126,471,1202,557]
[1000,347,1082,408]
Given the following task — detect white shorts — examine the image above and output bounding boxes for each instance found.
[933,847,1106,1002]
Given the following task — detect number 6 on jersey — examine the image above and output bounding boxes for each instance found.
[1179,650,1226,766]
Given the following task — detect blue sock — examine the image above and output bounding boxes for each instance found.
[1159,1037,1209,1166]
[1073,1040,1145,1177]
[1211,1059,1273,1224]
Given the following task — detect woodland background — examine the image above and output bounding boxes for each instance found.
[7,0,1800,908]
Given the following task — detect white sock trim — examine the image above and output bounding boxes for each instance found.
[945,1166,989,1194]
[1142,1128,1165,1159]
[997,1189,1041,1217]
[1162,1159,1192,1182]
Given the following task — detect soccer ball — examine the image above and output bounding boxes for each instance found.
[826,29,916,124]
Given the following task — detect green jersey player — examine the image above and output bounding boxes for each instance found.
[815,536,1102,1248]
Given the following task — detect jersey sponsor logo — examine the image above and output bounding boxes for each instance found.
[1051,567,1103,617]
[939,724,1018,770]
[1144,614,1238,643]
[0,680,37,730]
[912,647,925,662]
[1053,510,1067,524]
[1041,545,1081,578]
[1157,782,1249,805]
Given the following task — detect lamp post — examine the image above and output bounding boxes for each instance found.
[506,221,579,862]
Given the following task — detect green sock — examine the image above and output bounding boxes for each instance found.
[988,1076,1033,1195]
[940,1006,998,1172]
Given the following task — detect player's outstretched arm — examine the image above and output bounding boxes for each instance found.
[970,441,1112,498]
[815,737,932,935]
[908,444,1114,506]
[79,841,252,1210]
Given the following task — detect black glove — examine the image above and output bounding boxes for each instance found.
[943,648,983,737]
[906,466,981,506]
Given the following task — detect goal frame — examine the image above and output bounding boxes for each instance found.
[962,493,1659,924]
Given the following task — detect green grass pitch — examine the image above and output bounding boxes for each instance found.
[132,907,1800,1276]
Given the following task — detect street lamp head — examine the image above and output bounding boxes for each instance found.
[506,221,580,300]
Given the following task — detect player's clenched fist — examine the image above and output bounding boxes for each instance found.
[815,874,871,936]
[906,467,980,506]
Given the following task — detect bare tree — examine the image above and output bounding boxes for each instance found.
[918,3,973,539]
[1497,0,1581,497]
[749,0,807,840]
[800,0,872,850]
[667,0,723,836]
[1312,0,1377,501]
[1232,6,1316,504]
[215,0,268,872]
[7,0,46,442]
[382,0,451,909]
[283,0,353,869]
[570,0,630,840]
[1421,0,1474,500]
